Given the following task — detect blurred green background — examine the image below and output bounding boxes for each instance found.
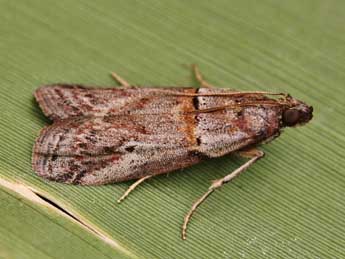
[1,0,345,258]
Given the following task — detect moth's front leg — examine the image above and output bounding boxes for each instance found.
[181,148,265,240]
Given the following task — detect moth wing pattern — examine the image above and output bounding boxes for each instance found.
[32,112,202,185]
[33,86,283,185]
[34,85,197,120]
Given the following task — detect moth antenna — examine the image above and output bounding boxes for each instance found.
[169,91,286,97]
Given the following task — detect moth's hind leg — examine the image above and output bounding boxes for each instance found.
[181,148,264,240]
[117,175,153,203]
[110,71,131,88]
[192,64,215,88]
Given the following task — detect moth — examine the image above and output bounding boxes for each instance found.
[32,65,313,239]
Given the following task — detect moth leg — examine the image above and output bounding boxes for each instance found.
[192,64,215,88]
[110,71,131,88]
[181,148,264,240]
[117,175,152,203]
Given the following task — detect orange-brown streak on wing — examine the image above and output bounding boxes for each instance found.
[178,88,199,147]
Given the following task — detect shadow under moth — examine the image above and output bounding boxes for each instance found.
[32,65,313,239]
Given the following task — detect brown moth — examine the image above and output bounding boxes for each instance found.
[32,65,313,239]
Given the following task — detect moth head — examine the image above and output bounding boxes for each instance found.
[282,96,313,127]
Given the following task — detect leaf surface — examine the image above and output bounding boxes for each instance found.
[0,0,344,258]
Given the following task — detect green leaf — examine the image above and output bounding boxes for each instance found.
[1,0,344,258]
[0,181,132,259]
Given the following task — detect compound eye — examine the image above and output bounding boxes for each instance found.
[283,109,300,126]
